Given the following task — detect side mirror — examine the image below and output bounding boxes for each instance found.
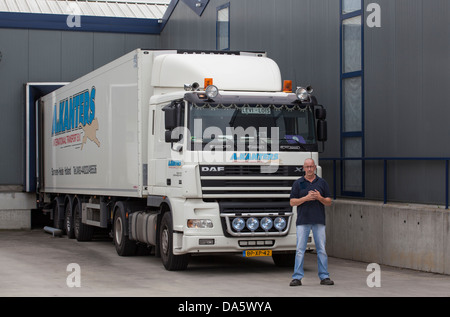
[315,107,326,120]
[162,101,184,145]
[317,120,327,142]
[162,103,179,131]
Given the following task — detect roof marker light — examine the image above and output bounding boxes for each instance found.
[204,78,213,88]
[283,80,293,92]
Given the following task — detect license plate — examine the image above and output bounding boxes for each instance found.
[243,250,272,257]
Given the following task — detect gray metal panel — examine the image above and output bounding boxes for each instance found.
[93,32,127,69]
[61,31,94,81]
[422,0,450,155]
[28,30,62,82]
[364,0,450,204]
[125,33,160,52]
[364,0,396,156]
[0,29,29,185]
[365,0,450,158]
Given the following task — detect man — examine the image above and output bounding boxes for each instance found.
[289,158,334,286]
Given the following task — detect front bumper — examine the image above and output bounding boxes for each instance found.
[170,198,315,255]
[172,229,315,255]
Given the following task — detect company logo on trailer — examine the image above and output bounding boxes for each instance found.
[52,86,100,150]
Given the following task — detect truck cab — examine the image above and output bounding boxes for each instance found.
[143,53,327,269]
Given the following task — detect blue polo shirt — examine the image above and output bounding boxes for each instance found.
[290,176,331,225]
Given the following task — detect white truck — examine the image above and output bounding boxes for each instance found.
[36,49,327,270]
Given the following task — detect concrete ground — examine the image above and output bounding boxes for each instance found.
[1,229,450,297]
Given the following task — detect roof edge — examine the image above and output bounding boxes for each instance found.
[0,11,162,34]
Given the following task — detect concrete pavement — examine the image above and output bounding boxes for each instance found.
[1,229,449,297]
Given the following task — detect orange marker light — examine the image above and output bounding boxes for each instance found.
[204,78,213,88]
[283,80,293,93]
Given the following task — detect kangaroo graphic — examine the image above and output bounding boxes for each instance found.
[79,118,100,150]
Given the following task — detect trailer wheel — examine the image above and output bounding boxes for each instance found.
[113,203,137,256]
[53,197,65,231]
[64,199,75,239]
[73,200,94,242]
[160,212,189,271]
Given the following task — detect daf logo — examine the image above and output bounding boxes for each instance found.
[295,167,304,173]
[201,166,225,172]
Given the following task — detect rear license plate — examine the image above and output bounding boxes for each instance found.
[243,250,272,257]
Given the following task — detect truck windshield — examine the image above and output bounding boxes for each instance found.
[187,102,317,151]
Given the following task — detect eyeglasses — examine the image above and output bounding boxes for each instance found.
[303,165,316,169]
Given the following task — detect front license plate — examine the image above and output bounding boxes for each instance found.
[243,250,272,257]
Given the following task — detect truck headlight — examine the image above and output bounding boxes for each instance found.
[232,217,245,232]
[246,217,259,232]
[295,87,309,102]
[260,217,273,231]
[205,85,219,99]
[274,217,287,231]
[187,219,213,229]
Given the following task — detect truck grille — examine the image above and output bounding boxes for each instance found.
[199,165,303,198]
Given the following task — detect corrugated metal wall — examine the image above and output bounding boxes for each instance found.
[364,0,450,203]
[0,28,159,186]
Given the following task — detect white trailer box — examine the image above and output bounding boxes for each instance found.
[40,50,153,197]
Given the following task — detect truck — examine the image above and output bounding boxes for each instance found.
[35,49,327,271]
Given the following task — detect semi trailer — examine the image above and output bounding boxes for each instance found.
[35,49,327,270]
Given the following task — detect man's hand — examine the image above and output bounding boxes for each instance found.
[290,190,332,207]
[311,189,332,206]
[305,190,317,201]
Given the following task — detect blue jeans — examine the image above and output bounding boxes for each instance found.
[292,224,329,280]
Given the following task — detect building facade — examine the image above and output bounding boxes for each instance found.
[0,0,449,228]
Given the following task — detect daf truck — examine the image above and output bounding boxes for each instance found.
[36,49,327,270]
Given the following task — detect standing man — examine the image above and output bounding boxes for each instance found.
[289,158,334,286]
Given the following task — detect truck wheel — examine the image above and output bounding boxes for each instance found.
[113,203,137,256]
[53,198,65,230]
[73,200,94,242]
[64,199,75,239]
[160,212,189,271]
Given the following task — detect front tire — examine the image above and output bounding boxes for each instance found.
[160,212,189,271]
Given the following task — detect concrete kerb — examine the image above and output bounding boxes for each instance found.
[326,199,450,275]
[0,192,36,230]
